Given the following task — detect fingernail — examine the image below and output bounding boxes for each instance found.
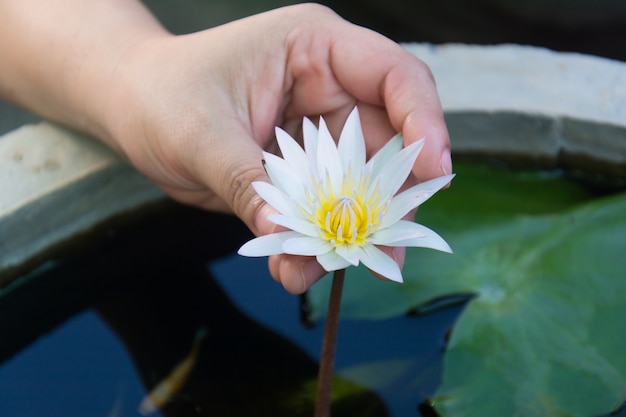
[440,148,452,176]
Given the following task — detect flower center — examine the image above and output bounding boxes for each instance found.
[317,195,372,246]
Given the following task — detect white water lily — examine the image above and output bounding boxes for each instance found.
[238,107,454,283]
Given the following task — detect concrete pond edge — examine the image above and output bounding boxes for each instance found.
[404,43,626,179]
[1,43,625,284]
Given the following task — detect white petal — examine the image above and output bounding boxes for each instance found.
[262,152,308,206]
[365,134,403,179]
[359,245,404,283]
[317,250,352,272]
[303,116,319,169]
[335,243,362,266]
[338,107,366,180]
[379,174,456,229]
[268,214,319,237]
[375,138,425,198]
[275,126,311,184]
[387,225,453,253]
[238,231,302,257]
[316,116,343,196]
[282,236,333,256]
[368,220,428,245]
[252,181,295,216]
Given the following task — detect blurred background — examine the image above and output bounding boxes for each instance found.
[145,0,626,60]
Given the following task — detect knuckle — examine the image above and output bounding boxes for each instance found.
[223,163,267,228]
[291,3,337,18]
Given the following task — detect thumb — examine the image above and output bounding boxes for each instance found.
[193,126,278,237]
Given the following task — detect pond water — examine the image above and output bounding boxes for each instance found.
[0,202,462,417]
[1,264,462,417]
[0,162,624,417]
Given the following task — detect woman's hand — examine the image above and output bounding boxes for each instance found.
[0,2,451,294]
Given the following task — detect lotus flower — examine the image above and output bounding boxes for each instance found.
[238,107,454,283]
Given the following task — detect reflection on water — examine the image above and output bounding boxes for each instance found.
[0,203,460,416]
[0,310,149,417]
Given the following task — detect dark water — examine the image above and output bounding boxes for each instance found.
[0,310,148,417]
[0,203,462,417]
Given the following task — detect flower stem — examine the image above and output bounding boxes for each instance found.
[314,268,345,417]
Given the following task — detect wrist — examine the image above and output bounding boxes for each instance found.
[69,24,172,154]
[78,31,173,154]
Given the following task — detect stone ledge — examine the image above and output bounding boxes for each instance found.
[404,43,626,181]
[405,43,626,125]
[0,124,165,283]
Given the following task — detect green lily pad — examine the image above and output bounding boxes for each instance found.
[308,162,626,416]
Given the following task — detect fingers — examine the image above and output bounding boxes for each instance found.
[359,54,452,182]
[379,57,453,181]
[286,13,452,182]
[269,254,327,295]
[190,123,274,236]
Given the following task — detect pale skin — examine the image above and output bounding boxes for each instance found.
[0,1,452,294]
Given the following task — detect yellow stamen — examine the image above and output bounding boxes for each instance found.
[308,167,387,247]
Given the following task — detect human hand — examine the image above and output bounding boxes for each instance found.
[97,4,452,293]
